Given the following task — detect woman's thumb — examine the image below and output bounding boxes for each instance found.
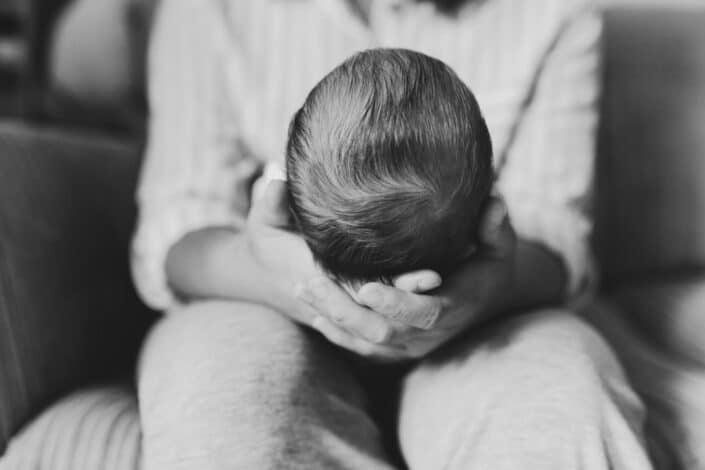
[248,180,290,227]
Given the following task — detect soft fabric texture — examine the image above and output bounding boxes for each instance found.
[6,300,705,469]
[1,385,140,470]
[132,0,602,309]
[137,300,652,470]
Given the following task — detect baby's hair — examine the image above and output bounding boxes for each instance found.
[286,48,493,284]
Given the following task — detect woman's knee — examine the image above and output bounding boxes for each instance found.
[409,308,629,411]
[506,309,623,378]
[479,309,640,418]
[137,301,321,413]
[401,309,650,468]
[137,301,368,468]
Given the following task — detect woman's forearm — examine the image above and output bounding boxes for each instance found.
[164,227,312,323]
[166,227,251,301]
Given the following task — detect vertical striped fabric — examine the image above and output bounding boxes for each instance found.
[131,0,602,310]
[0,385,140,470]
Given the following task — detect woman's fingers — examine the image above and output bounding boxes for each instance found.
[297,276,393,344]
[312,316,407,360]
[393,270,442,293]
[357,283,443,330]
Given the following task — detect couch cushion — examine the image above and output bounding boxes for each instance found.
[613,275,705,369]
[594,5,705,285]
[0,124,154,453]
[0,384,140,470]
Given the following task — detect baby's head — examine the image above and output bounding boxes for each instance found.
[286,48,493,286]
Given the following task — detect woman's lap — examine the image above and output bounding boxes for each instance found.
[400,308,652,469]
[137,300,395,470]
[137,300,655,469]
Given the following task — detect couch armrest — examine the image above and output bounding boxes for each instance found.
[0,123,154,453]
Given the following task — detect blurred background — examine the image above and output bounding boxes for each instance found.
[0,0,700,127]
[0,0,32,116]
[0,0,154,129]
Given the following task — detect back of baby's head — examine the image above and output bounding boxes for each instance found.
[286,48,493,285]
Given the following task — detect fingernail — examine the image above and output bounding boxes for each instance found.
[418,274,441,291]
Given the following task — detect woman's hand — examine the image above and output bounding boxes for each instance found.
[360,197,516,357]
[246,181,413,359]
[297,196,519,360]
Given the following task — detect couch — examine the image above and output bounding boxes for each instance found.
[1,2,704,468]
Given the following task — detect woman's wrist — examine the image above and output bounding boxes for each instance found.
[165,226,246,302]
[165,225,316,325]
